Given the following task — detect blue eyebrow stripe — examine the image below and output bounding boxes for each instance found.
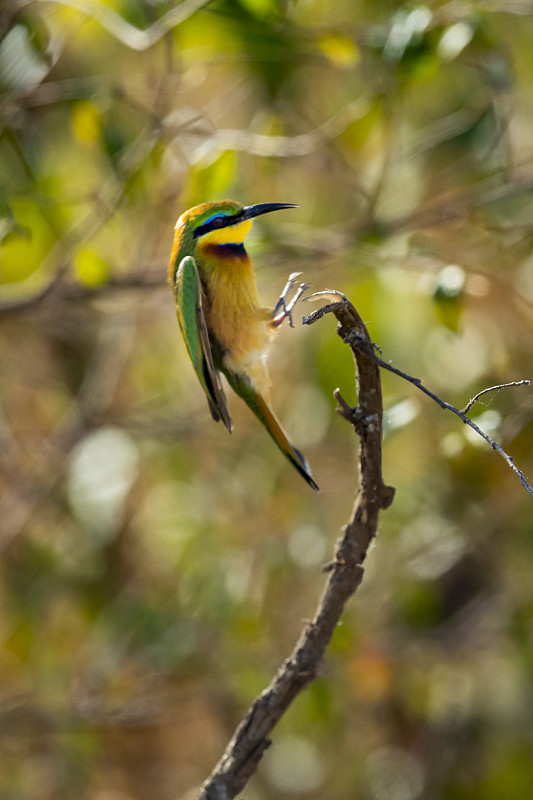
[203,212,230,226]
[194,209,243,238]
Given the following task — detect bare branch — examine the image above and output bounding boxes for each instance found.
[366,351,533,498]
[459,380,530,414]
[198,299,394,799]
[23,0,212,51]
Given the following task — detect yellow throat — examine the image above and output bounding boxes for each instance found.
[200,218,252,246]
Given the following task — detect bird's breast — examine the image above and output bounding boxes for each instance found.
[198,245,274,380]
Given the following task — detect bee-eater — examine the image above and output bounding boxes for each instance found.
[167,199,319,491]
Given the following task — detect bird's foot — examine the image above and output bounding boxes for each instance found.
[272,272,312,328]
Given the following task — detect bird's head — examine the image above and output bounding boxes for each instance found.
[176,200,297,249]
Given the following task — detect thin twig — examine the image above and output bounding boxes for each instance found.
[370,352,533,498]
[301,294,532,498]
[459,381,530,414]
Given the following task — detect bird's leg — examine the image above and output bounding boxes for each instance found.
[273,272,301,317]
[272,272,311,328]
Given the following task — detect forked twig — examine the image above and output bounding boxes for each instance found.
[459,381,530,414]
[372,354,532,497]
[302,294,532,498]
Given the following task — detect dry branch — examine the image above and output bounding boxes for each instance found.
[372,355,533,497]
[303,293,532,498]
[459,381,530,415]
[198,298,394,799]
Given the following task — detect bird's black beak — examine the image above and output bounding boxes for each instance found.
[241,202,298,221]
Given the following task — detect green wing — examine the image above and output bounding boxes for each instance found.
[173,256,233,433]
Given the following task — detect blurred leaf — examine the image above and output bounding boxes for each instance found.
[74,246,109,287]
[318,34,360,68]
[71,100,103,146]
[431,264,465,332]
[0,199,55,284]
[239,0,278,19]
[187,149,237,203]
[340,100,384,154]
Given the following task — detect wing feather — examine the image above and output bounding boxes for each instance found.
[173,256,233,432]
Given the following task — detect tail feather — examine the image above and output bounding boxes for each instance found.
[253,393,320,492]
[223,368,319,491]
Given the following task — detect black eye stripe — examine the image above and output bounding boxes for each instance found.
[193,210,244,238]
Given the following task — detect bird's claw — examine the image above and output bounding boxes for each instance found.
[272,273,312,328]
[273,272,301,317]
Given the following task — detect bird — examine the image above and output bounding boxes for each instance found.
[167,199,319,491]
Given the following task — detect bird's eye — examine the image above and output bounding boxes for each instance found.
[210,215,227,228]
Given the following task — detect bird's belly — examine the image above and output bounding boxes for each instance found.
[224,339,272,397]
[209,304,273,394]
[215,308,271,361]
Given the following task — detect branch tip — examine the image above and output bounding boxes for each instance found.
[334,388,362,426]
[370,354,533,498]
[459,379,531,414]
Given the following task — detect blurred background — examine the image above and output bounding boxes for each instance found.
[1,0,533,798]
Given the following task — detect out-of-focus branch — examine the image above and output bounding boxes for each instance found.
[198,298,394,800]
[0,116,169,318]
[0,273,163,318]
[21,0,212,51]
[191,100,370,160]
[385,173,533,235]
